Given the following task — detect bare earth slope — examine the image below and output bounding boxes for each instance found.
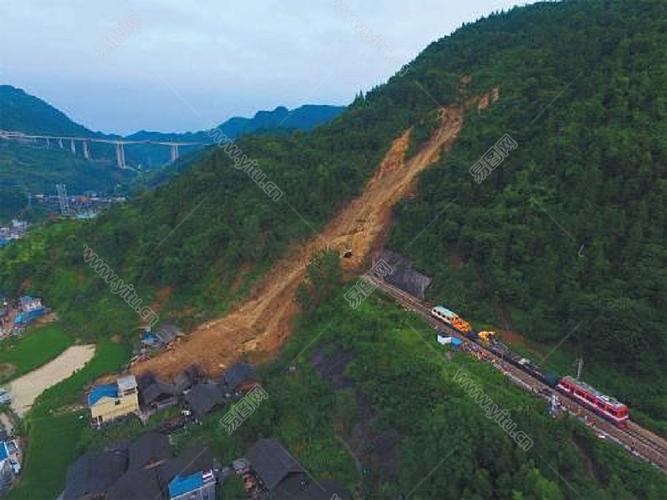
[134,90,498,379]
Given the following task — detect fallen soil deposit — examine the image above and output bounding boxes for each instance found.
[7,344,95,416]
[134,90,498,380]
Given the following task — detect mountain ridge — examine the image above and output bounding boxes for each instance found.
[0,84,345,141]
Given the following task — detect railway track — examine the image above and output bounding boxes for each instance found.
[367,276,667,473]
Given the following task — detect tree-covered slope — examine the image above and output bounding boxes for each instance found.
[0,0,664,422]
[386,0,667,427]
[0,85,93,136]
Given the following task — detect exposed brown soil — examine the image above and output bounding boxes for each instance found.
[133,90,499,380]
[0,363,16,379]
[150,287,173,315]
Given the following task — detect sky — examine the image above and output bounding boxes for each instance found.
[0,0,535,135]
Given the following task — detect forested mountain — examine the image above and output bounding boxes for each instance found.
[2,1,666,496]
[123,104,346,168]
[127,104,346,143]
[0,85,93,136]
[215,104,346,137]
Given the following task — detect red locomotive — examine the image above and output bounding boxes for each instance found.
[557,376,629,427]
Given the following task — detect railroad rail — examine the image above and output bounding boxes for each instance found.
[367,276,667,473]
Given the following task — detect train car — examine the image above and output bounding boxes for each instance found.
[431,306,457,325]
[516,358,559,387]
[556,376,629,426]
[430,305,472,333]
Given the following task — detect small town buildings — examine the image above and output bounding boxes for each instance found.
[88,375,139,425]
[62,434,218,500]
[246,438,308,499]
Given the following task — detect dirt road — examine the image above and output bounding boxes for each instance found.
[134,90,498,380]
[7,345,95,416]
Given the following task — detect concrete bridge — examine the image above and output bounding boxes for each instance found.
[0,129,210,169]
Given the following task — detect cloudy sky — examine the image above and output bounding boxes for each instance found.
[1,0,535,134]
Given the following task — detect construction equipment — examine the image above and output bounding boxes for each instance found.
[477,331,497,345]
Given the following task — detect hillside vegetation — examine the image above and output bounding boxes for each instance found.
[386,0,667,427]
[0,0,664,421]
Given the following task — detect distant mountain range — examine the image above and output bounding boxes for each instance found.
[0,84,345,142]
[127,104,346,143]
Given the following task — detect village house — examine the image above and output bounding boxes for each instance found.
[14,295,47,328]
[297,480,352,500]
[174,364,203,393]
[0,440,21,494]
[218,362,261,397]
[156,323,184,346]
[246,438,308,499]
[88,375,139,425]
[184,382,224,420]
[161,447,219,500]
[137,374,178,414]
[62,450,127,500]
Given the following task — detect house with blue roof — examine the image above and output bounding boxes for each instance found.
[14,296,47,327]
[88,375,139,426]
[168,470,216,500]
[0,440,21,493]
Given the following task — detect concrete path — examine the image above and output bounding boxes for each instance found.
[7,345,95,416]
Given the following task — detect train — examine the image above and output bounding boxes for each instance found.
[430,305,630,427]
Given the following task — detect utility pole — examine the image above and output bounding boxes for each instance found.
[56,184,70,216]
[575,358,583,379]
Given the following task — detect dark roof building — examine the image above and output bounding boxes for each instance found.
[173,365,203,393]
[219,362,260,395]
[157,446,217,485]
[128,432,171,471]
[159,447,219,500]
[63,434,221,500]
[184,383,224,418]
[247,439,307,499]
[107,467,163,500]
[141,380,178,410]
[296,480,353,500]
[62,451,127,500]
[156,323,183,345]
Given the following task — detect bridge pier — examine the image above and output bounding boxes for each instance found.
[115,142,126,168]
[70,138,76,154]
[82,140,91,160]
[58,138,64,149]
[170,144,179,162]
[46,137,50,148]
